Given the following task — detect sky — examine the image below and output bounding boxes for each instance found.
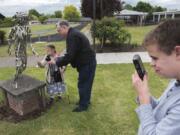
[0,0,180,17]
[125,0,180,10]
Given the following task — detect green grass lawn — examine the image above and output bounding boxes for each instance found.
[0,64,168,135]
[125,25,157,45]
[0,23,81,57]
[0,24,56,38]
[0,24,157,57]
[0,23,80,38]
[0,41,65,57]
[81,24,156,46]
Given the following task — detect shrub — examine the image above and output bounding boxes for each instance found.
[0,30,6,45]
[91,17,131,49]
[0,17,15,27]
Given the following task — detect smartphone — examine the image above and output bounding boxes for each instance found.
[133,54,146,80]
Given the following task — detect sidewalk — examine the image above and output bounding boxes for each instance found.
[0,52,151,67]
[96,52,151,64]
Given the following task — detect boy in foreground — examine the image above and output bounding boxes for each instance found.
[132,19,180,135]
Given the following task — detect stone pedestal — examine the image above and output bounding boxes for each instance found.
[0,75,46,116]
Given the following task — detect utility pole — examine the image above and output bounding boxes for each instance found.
[100,0,103,19]
[93,0,96,51]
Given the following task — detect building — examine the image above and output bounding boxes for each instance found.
[115,9,148,25]
[79,17,92,22]
[153,10,180,23]
[44,18,64,24]
[29,20,41,25]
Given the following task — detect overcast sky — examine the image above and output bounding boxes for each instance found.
[0,0,180,17]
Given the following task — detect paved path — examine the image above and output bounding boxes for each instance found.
[0,56,44,67]
[97,52,151,64]
[83,29,93,45]
[0,81,3,85]
[0,52,151,67]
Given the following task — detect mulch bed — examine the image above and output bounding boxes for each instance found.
[0,101,52,123]
[95,44,145,53]
[0,105,43,123]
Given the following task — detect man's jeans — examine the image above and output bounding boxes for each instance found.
[77,59,96,108]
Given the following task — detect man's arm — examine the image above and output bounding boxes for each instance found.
[56,35,78,67]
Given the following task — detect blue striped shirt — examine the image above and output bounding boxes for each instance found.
[136,80,180,135]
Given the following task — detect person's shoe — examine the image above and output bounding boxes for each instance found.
[72,106,88,112]
[75,102,91,106]
[75,102,79,105]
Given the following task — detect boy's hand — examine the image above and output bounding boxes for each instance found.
[132,72,150,105]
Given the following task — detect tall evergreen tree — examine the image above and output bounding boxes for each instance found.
[81,0,122,19]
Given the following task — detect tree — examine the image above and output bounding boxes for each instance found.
[153,6,167,12]
[124,4,133,10]
[0,13,5,20]
[54,10,62,18]
[133,1,153,13]
[29,14,39,20]
[29,9,40,18]
[133,2,166,22]
[0,30,5,45]
[123,2,166,13]
[0,17,15,27]
[81,0,122,19]
[44,14,56,19]
[63,5,80,21]
[38,15,47,24]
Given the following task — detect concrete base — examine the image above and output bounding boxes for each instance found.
[0,75,46,116]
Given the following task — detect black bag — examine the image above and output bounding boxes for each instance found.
[49,64,62,83]
[46,64,66,94]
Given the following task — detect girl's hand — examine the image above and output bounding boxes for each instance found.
[48,59,55,65]
[132,72,150,104]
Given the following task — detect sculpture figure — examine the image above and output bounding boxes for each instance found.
[8,12,38,88]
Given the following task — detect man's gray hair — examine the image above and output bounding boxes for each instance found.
[57,21,69,27]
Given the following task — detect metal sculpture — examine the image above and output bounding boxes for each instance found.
[8,12,38,88]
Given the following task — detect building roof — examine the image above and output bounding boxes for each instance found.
[153,10,180,15]
[115,9,148,16]
[79,17,92,22]
[45,18,62,22]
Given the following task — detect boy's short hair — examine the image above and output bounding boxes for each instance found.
[143,19,180,55]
